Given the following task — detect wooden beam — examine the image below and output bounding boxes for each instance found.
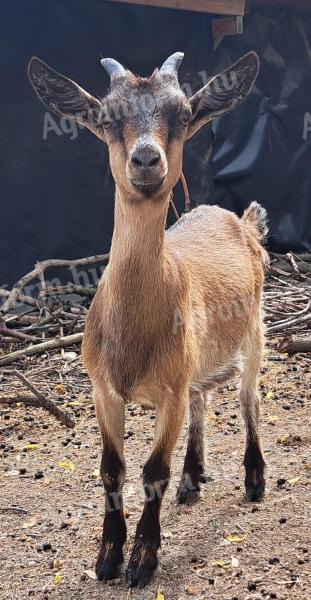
[251,0,311,9]
[106,0,246,16]
[212,16,243,48]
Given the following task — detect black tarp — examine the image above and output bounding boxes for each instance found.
[1,1,311,289]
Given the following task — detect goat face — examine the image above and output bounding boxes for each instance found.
[28,52,259,201]
[100,68,191,199]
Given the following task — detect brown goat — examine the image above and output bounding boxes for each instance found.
[28,51,268,589]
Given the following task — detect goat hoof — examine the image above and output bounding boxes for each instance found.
[95,546,123,582]
[177,472,201,505]
[176,485,200,505]
[126,543,158,588]
[245,480,265,502]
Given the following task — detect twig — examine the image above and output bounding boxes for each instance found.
[0,506,28,514]
[0,288,38,309]
[267,311,311,333]
[0,371,74,428]
[0,333,83,367]
[0,327,41,343]
[0,254,109,315]
[286,252,305,281]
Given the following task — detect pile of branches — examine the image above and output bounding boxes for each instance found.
[0,251,310,426]
[266,252,311,347]
[0,254,109,367]
[0,251,310,365]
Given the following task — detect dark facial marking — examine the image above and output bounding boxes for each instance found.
[101,72,190,149]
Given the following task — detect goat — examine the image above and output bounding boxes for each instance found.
[28,51,268,589]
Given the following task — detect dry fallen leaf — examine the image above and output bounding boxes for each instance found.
[55,384,65,394]
[5,470,20,477]
[185,584,198,595]
[162,531,173,539]
[287,476,300,486]
[22,514,41,529]
[84,569,97,580]
[266,391,274,400]
[225,534,247,544]
[58,461,76,472]
[23,444,39,451]
[278,434,289,444]
[66,401,82,407]
[155,593,165,600]
[92,468,100,478]
[231,556,239,568]
[51,559,64,570]
[63,351,77,360]
[54,574,62,585]
[211,559,226,568]
[268,415,278,423]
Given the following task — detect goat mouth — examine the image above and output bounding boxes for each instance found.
[131,177,166,196]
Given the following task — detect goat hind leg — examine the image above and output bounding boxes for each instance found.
[94,384,127,582]
[177,391,205,504]
[240,327,265,502]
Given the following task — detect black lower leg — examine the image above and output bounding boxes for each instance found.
[177,395,205,504]
[96,444,127,582]
[126,452,170,589]
[244,435,265,502]
[177,440,204,504]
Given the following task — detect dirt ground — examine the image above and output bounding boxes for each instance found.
[1,340,310,600]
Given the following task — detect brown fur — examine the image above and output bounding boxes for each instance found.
[28,50,266,587]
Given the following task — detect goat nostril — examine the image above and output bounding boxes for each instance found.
[131,149,161,169]
[132,153,143,167]
[148,153,161,167]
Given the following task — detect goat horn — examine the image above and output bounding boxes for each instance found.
[100,58,126,81]
[160,52,184,75]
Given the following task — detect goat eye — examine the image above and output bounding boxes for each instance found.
[180,110,191,125]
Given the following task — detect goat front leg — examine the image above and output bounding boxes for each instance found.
[94,384,127,582]
[126,391,187,588]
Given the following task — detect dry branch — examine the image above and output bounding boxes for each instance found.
[0,333,83,367]
[11,370,74,427]
[277,335,311,355]
[0,254,109,315]
[270,252,311,275]
[0,394,74,428]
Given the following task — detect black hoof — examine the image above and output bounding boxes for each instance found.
[245,480,265,502]
[126,543,158,588]
[177,472,201,505]
[177,486,200,505]
[95,545,123,582]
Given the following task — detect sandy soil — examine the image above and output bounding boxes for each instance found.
[1,342,310,600]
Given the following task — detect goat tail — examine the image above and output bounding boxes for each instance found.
[242,201,268,242]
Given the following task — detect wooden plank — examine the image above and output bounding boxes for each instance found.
[106,0,246,16]
[252,0,311,8]
[212,16,243,48]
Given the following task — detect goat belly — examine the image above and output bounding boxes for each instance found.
[190,351,244,394]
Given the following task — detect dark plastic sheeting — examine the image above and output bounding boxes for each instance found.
[1,2,310,288]
[211,7,311,255]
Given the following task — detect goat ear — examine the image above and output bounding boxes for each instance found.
[186,52,259,140]
[28,57,106,141]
